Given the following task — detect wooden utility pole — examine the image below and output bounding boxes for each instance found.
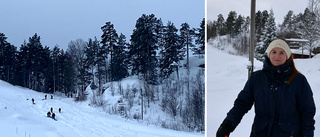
[248,0,256,78]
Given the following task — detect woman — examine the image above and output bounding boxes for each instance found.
[216,39,316,137]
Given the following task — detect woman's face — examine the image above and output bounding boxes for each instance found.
[269,47,287,67]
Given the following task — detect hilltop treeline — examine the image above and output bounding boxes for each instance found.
[207,3,320,59]
[0,14,205,132]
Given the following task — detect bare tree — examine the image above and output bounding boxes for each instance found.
[308,0,320,18]
[67,39,88,101]
[297,8,320,57]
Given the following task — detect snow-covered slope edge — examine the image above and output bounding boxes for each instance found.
[0,80,203,137]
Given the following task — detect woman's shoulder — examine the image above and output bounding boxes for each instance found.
[248,70,269,80]
[295,72,308,82]
[251,70,268,76]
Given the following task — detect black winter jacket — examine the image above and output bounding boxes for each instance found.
[225,57,316,137]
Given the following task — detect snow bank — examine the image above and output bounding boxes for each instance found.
[0,80,204,137]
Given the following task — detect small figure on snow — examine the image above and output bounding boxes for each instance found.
[51,95,53,99]
[58,108,61,113]
[31,98,35,104]
[47,111,51,117]
[45,94,47,100]
[52,113,56,120]
[50,107,53,113]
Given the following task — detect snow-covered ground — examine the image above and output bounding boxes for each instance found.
[0,80,204,137]
[207,41,320,136]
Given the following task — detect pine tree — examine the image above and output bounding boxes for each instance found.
[255,9,277,61]
[0,33,17,83]
[18,33,48,91]
[242,16,251,33]
[15,41,29,87]
[206,20,217,40]
[83,37,104,94]
[96,43,107,94]
[194,18,205,56]
[226,11,237,37]
[279,10,298,38]
[84,37,100,85]
[45,46,75,94]
[111,33,129,81]
[216,14,226,36]
[130,14,162,84]
[61,51,75,96]
[255,10,263,35]
[101,22,119,81]
[160,21,182,80]
[51,46,61,93]
[234,15,244,35]
[180,22,195,70]
[262,10,269,27]
[0,33,7,80]
[255,10,269,38]
[41,46,52,92]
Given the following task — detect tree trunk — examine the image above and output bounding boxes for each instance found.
[141,88,143,120]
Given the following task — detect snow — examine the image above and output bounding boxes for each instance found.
[207,42,320,136]
[291,48,315,56]
[0,80,203,137]
[286,38,309,42]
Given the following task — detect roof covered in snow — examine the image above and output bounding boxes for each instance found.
[286,38,309,42]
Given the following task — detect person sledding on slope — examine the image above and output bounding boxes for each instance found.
[31,98,35,104]
[47,111,51,117]
[216,38,315,137]
[52,113,56,120]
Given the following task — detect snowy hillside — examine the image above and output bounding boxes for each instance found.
[0,80,204,137]
[206,41,320,136]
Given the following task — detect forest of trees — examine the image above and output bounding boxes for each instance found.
[207,0,320,60]
[0,14,205,132]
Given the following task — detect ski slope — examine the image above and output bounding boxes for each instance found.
[0,80,203,137]
[207,43,320,136]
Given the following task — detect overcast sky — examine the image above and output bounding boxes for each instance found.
[207,0,309,24]
[0,0,204,50]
